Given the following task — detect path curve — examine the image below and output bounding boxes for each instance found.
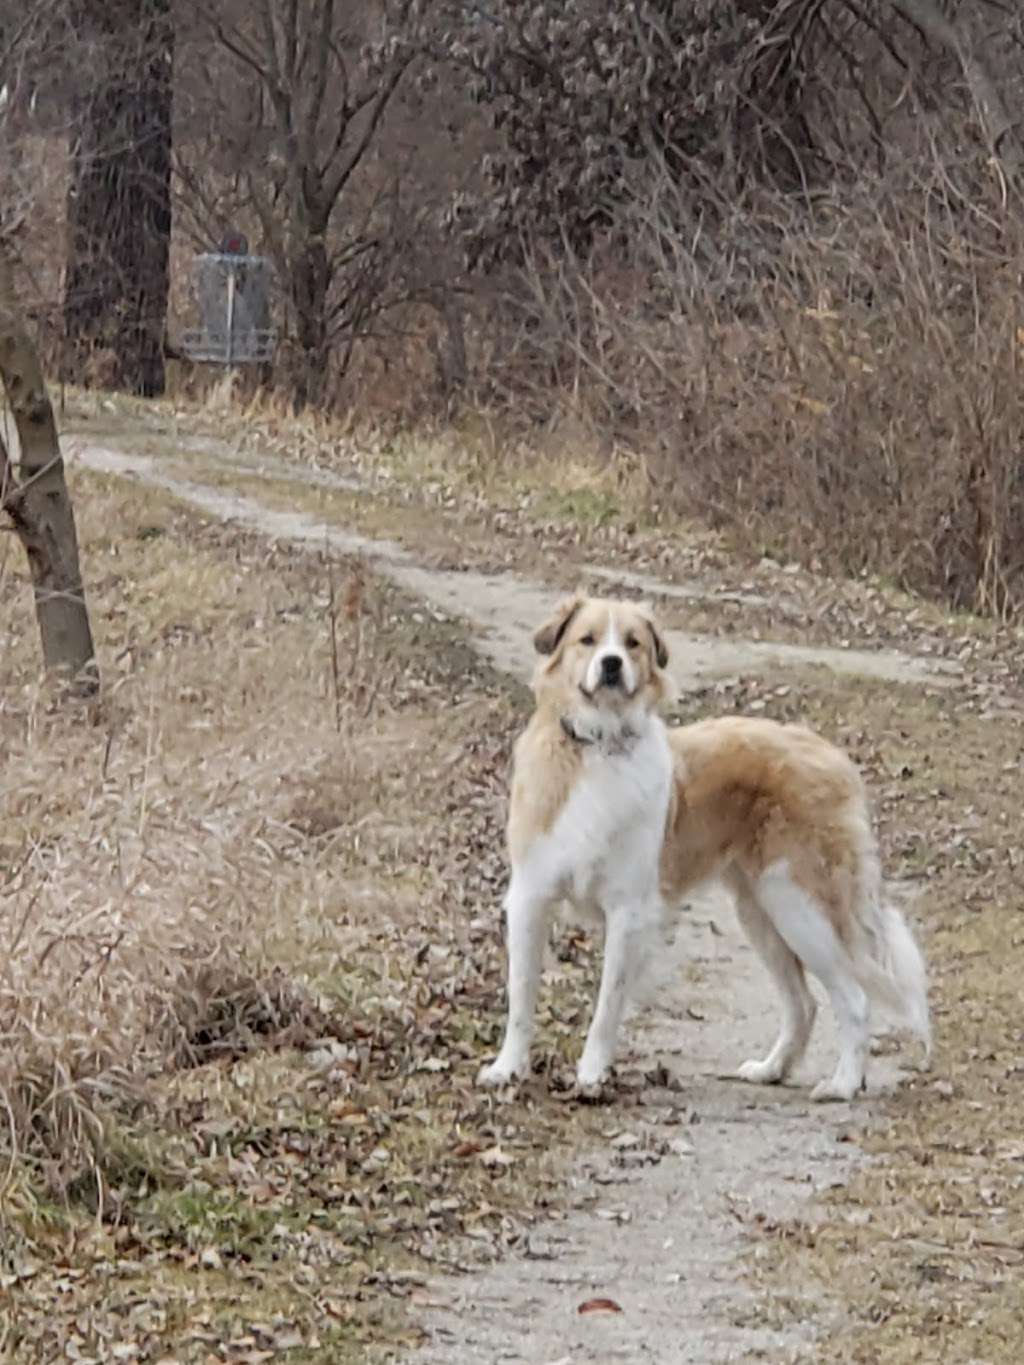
[69,436,932,1364]
[70,440,959,696]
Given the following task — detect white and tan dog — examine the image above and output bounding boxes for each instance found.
[478,594,930,1100]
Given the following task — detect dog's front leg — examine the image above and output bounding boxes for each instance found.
[576,907,649,1090]
[477,870,552,1087]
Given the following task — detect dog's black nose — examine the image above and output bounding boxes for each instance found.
[600,654,623,684]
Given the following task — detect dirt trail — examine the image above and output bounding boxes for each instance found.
[70,441,958,695]
[409,893,897,1365]
[69,437,936,1364]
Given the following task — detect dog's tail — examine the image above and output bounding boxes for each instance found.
[851,898,931,1065]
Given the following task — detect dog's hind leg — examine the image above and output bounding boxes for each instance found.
[753,860,870,1102]
[731,876,817,1086]
[478,871,554,1087]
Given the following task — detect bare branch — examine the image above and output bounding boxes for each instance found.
[887,0,1023,176]
[303,0,335,171]
[322,56,413,212]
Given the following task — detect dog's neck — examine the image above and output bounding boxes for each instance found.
[559,710,643,754]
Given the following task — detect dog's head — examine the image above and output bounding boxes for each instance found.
[532,594,670,735]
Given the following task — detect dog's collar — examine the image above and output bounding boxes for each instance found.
[560,714,639,750]
[560,715,594,745]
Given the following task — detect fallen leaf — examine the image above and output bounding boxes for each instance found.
[410,1289,454,1309]
[452,1139,483,1158]
[479,1144,514,1168]
[578,1297,623,1315]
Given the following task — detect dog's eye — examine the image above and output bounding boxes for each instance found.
[579,632,596,646]
[625,634,640,649]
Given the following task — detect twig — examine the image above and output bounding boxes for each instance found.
[325,534,342,733]
[100,728,116,782]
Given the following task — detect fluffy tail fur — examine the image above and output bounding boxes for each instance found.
[851,901,931,1064]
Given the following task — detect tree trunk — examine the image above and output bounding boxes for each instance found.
[0,259,99,696]
[63,0,173,397]
[430,292,467,410]
[122,0,174,396]
[289,233,331,410]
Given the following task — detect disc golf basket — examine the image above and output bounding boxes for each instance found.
[181,231,277,367]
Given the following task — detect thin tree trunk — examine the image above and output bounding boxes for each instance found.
[121,0,174,396]
[290,233,330,410]
[0,258,99,696]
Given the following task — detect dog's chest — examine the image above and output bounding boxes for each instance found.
[552,742,670,906]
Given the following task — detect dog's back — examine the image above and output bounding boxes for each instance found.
[663,716,873,912]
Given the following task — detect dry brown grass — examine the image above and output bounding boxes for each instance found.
[0,474,365,1205]
[0,462,624,1361]
[0,465,493,1208]
[150,156,1024,627]
[424,153,1024,623]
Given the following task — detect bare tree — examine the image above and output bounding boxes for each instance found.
[0,249,98,695]
[63,0,174,396]
[435,0,1024,269]
[176,0,428,409]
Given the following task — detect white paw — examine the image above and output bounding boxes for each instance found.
[575,1055,612,1091]
[736,1057,784,1086]
[810,1077,860,1103]
[477,1059,519,1088]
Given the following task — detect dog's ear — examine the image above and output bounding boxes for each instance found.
[534,595,583,656]
[643,612,670,669]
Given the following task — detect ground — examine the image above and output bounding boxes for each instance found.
[1,391,1022,1364]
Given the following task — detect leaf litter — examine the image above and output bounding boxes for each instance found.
[34,393,1024,1364]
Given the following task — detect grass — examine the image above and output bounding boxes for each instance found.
[63,386,1022,676]
[0,466,603,1361]
[7,386,1024,1362]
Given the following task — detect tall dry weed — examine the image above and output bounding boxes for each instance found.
[0,498,380,1208]
[480,146,1024,619]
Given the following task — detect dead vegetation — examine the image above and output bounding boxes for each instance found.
[0,465,630,1361]
[6,2,1023,618]
[0,478,349,1202]
[49,399,1024,1362]
[460,144,1024,622]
